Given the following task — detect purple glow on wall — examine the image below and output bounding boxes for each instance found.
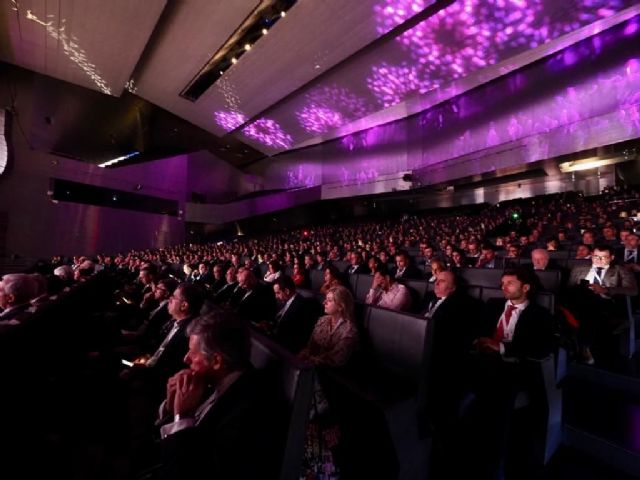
[214,110,247,132]
[295,85,374,133]
[286,165,318,188]
[242,118,293,149]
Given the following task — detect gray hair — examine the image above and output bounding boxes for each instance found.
[54,265,74,280]
[186,309,251,371]
[1,273,38,305]
[531,248,549,260]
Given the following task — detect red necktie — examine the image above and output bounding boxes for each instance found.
[495,304,517,342]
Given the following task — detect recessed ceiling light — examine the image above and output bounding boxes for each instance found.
[244,43,251,51]
[231,57,238,64]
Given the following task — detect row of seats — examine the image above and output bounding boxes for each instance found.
[297,291,561,478]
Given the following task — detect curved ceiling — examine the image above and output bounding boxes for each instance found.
[1,0,638,166]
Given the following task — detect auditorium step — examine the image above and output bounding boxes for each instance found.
[561,365,640,478]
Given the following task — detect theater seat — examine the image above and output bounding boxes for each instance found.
[250,330,314,480]
[459,268,504,289]
[535,270,562,293]
[322,305,431,479]
[309,269,325,292]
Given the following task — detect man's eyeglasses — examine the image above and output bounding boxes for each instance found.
[593,255,611,260]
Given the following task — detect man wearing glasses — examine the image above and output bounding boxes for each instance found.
[567,244,637,364]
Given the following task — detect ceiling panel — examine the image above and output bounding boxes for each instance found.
[0,0,166,96]
[230,0,640,154]
[134,0,437,138]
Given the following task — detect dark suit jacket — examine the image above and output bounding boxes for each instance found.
[147,315,196,383]
[234,284,276,324]
[0,303,32,324]
[213,282,239,305]
[393,265,424,280]
[210,277,227,294]
[484,298,555,360]
[615,247,640,266]
[273,294,320,353]
[568,263,638,296]
[476,257,505,269]
[138,302,172,352]
[160,369,285,480]
[344,264,369,275]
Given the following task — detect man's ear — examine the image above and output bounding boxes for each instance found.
[211,352,223,371]
[522,284,531,295]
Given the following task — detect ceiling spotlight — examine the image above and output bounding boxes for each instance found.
[280,11,286,17]
[231,57,238,64]
[262,28,268,35]
[244,43,251,51]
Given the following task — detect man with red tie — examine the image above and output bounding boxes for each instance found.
[474,268,554,360]
[468,268,555,479]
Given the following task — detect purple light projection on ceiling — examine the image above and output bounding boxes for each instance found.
[368,0,541,105]
[242,118,293,149]
[367,62,426,107]
[295,85,374,133]
[536,0,626,40]
[296,106,343,134]
[214,110,247,132]
[373,0,437,35]
[366,0,636,109]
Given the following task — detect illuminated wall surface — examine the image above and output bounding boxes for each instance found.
[250,14,640,190]
[219,0,637,151]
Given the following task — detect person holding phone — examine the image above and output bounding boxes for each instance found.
[566,244,638,364]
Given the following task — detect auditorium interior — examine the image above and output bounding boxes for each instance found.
[1,1,640,479]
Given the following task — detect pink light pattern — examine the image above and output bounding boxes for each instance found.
[368,0,634,108]
[367,63,426,107]
[214,110,247,132]
[296,85,374,134]
[373,0,436,35]
[242,118,293,149]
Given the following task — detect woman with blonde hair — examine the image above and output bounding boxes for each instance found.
[298,286,359,477]
[299,285,358,367]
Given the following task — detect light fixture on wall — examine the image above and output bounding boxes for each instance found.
[98,151,140,168]
[559,155,631,173]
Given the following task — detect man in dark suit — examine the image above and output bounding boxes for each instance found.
[476,269,555,360]
[209,264,227,294]
[615,231,640,269]
[122,278,178,353]
[344,251,369,275]
[231,268,276,324]
[156,311,285,479]
[212,267,238,305]
[469,268,555,479]
[271,276,320,353]
[128,283,205,387]
[392,250,423,280]
[475,244,504,269]
[566,244,638,364]
[418,271,486,477]
[0,273,38,324]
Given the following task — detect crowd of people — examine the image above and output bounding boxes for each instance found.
[2,185,640,478]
